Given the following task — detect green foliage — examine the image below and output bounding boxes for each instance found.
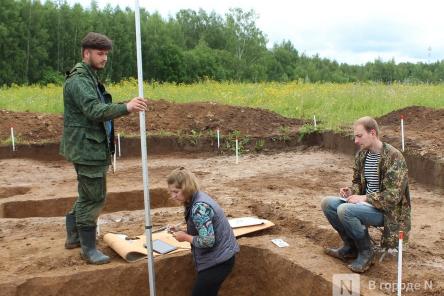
[41,69,64,85]
[2,81,444,132]
[298,124,318,141]
[277,126,292,142]
[224,130,250,154]
[254,139,266,152]
[174,129,205,146]
[1,2,444,85]
[1,133,23,145]
[189,129,202,146]
[152,130,177,137]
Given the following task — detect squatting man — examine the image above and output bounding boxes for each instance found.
[321,116,411,273]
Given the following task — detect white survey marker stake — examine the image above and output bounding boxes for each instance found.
[271,238,289,248]
[397,231,404,296]
[216,129,220,149]
[11,127,16,151]
[313,115,317,128]
[113,143,117,173]
[96,218,102,237]
[400,115,405,152]
[117,133,121,157]
[235,138,239,164]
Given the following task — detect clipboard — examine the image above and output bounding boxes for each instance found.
[152,239,177,254]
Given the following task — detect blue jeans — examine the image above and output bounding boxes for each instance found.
[321,196,384,242]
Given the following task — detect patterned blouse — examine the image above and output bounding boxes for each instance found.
[191,202,216,248]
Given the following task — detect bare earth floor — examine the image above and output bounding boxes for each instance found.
[0,148,443,295]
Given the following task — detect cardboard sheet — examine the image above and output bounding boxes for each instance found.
[229,217,266,228]
[104,231,191,262]
[104,218,274,262]
[232,219,274,237]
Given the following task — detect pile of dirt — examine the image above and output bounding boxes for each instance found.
[116,100,304,137]
[1,103,442,160]
[0,110,63,144]
[0,100,304,144]
[376,106,443,159]
[377,105,443,126]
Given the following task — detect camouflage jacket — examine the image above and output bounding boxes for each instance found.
[350,142,411,249]
[60,62,128,166]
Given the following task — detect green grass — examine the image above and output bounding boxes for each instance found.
[1,79,443,131]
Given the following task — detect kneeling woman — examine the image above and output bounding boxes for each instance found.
[167,167,239,296]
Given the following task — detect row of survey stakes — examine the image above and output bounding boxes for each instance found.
[8,114,407,156]
[109,113,409,171]
[110,127,239,172]
[106,114,407,171]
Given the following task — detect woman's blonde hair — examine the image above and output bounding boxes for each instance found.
[167,167,200,202]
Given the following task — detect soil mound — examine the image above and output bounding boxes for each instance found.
[376,106,443,159]
[377,105,444,126]
[0,100,303,144]
[116,100,304,137]
[0,110,63,143]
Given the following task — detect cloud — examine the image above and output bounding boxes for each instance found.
[67,0,444,64]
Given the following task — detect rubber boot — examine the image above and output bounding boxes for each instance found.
[348,233,374,273]
[78,226,110,265]
[65,213,80,249]
[325,236,358,261]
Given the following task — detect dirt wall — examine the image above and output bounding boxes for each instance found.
[1,132,441,188]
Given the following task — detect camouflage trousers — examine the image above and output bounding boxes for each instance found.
[69,164,108,227]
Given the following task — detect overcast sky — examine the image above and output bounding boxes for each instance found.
[67,0,444,65]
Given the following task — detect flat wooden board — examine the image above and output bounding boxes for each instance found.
[229,217,267,228]
[104,218,274,262]
[233,219,274,236]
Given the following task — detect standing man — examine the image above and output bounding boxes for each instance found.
[61,32,147,264]
[321,116,411,273]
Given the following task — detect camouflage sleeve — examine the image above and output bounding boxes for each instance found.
[366,156,408,210]
[350,152,363,195]
[68,77,128,122]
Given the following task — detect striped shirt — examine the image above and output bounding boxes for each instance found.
[364,151,381,194]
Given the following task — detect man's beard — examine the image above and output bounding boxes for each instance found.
[91,60,106,70]
[87,56,106,70]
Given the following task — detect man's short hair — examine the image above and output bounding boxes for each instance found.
[354,116,380,136]
[81,32,112,50]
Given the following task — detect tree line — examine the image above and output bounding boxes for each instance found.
[1,0,444,86]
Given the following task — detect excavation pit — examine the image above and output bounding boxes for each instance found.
[1,245,331,296]
[0,186,31,199]
[0,188,178,218]
[1,144,443,295]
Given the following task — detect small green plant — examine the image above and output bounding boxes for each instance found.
[298,124,318,141]
[153,129,177,137]
[189,129,202,146]
[278,125,292,142]
[1,134,23,146]
[254,139,266,152]
[224,130,250,154]
[176,130,188,146]
[175,129,204,146]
